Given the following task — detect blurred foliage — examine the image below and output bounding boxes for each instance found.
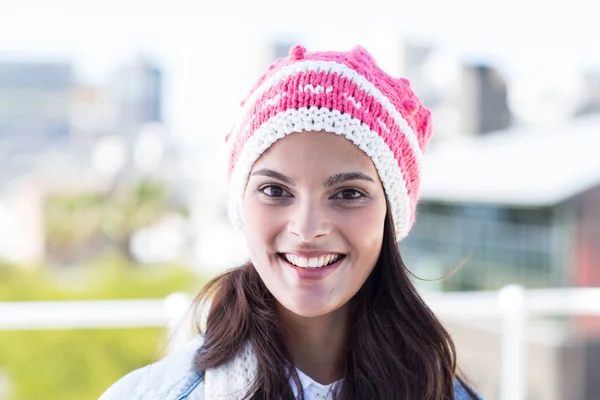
[0,328,163,400]
[43,179,188,263]
[0,255,205,400]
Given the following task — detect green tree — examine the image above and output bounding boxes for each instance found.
[44,179,187,263]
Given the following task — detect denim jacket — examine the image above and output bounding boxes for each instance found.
[99,336,481,399]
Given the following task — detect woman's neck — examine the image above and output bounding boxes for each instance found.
[278,302,350,385]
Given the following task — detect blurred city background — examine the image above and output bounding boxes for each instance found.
[0,0,599,399]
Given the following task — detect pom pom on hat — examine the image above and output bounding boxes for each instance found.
[289,45,307,60]
[403,99,420,116]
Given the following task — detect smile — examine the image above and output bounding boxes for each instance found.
[278,253,345,269]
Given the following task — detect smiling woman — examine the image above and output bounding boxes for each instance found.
[100,45,483,399]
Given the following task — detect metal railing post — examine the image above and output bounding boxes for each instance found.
[498,284,527,400]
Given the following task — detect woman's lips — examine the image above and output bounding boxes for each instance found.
[278,253,346,280]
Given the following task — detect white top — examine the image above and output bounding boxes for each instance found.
[291,368,341,400]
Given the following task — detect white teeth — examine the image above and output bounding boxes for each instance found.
[283,254,342,268]
[297,256,308,268]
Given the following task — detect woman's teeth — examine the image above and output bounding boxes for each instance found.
[282,254,342,269]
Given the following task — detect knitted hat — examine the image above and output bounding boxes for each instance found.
[226,45,433,240]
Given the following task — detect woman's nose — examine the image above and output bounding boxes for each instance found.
[287,200,331,242]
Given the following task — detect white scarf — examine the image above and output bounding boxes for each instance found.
[203,341,259,399]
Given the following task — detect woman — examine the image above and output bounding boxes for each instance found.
[100,45,482,399]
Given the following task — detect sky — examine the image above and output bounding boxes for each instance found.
[1,0,598,143]
[3,0,598,73]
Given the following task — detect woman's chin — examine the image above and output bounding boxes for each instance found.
[278,297,339,318]
[290,308,330,318]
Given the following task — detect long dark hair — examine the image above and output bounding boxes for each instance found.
[193,208,479,399]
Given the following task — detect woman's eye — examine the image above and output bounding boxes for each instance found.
[260,185,290,198]
[334,189,364,200]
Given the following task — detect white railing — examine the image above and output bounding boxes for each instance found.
[0,292,195,354]
[1,286,600,400]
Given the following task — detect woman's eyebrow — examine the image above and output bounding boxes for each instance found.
[251,168,295,185]
[325,172,375,187]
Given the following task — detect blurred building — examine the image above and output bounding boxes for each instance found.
[0,60,74,150]
[459,64,511,135]
[576,70,600,116]
[273,41,295,60]
[101,57,185,184]
[69,85,113,148]
[405,115,600,291]
[105,56,164,142]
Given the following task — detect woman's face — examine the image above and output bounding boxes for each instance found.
[243,131,387,318]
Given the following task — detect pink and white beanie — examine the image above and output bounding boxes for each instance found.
[226,45,433,241]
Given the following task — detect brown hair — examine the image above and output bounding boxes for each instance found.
[193,209,478,399]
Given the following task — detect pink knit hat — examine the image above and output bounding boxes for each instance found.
[226,45,433,240]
